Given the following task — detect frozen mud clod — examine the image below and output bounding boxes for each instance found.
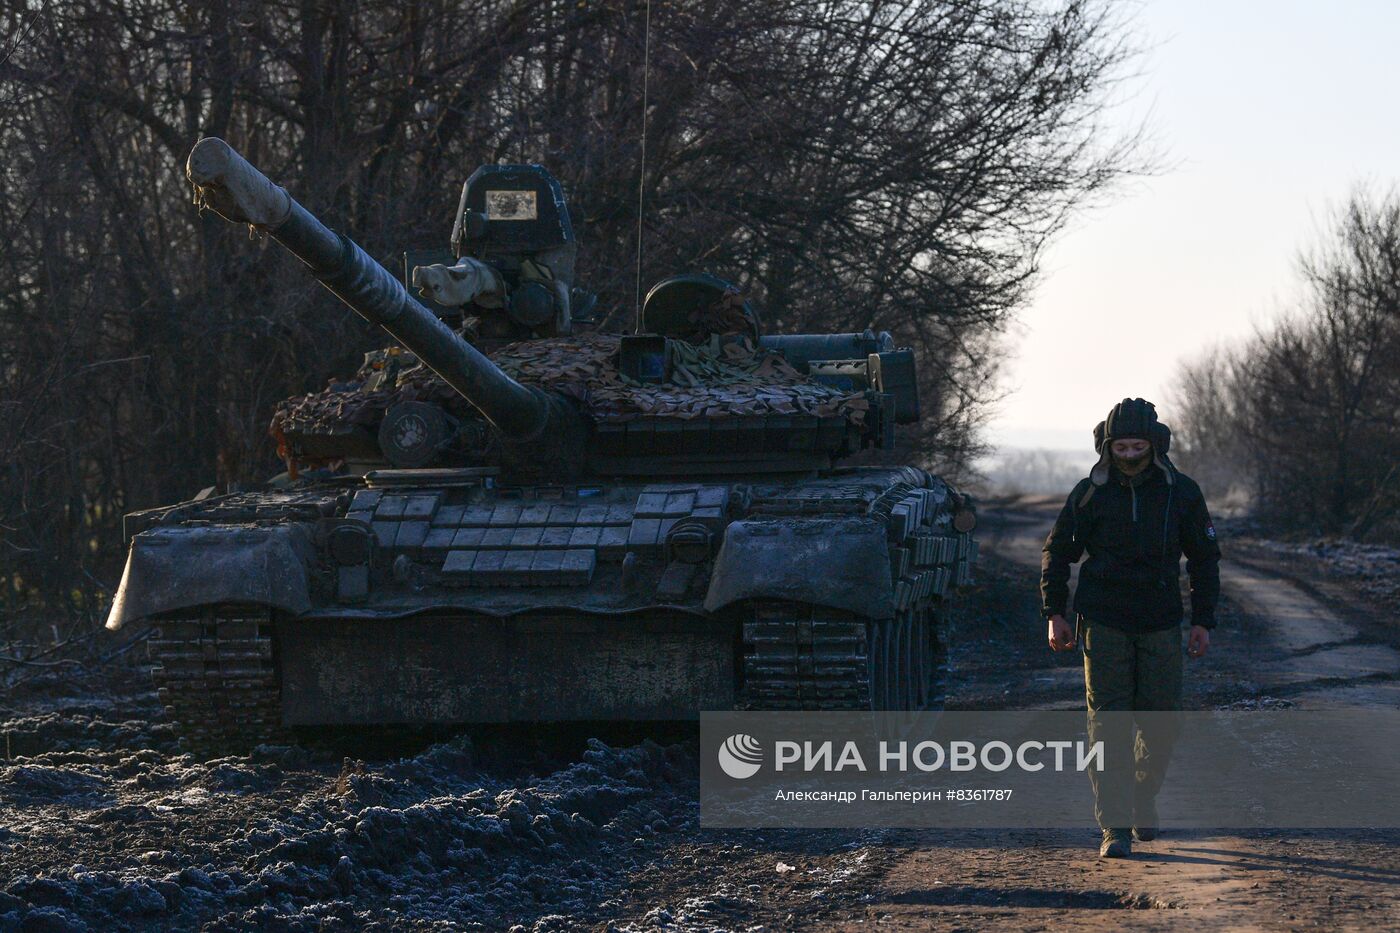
[0,700,708,930]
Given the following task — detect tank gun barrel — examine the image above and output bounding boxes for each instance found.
[186,137,553,442]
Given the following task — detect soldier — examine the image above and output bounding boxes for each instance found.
[1040,398,1221,858]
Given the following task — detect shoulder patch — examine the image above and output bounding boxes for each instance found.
[1205,521,1216,540]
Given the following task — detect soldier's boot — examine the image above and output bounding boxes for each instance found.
[1099,829,1132,859]
[1133,793,1159,842]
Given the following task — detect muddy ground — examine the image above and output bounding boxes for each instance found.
[2,499,1398,931]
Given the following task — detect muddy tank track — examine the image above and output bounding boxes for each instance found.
[739,601,944,711]
[148,598,947,740]
[148,606,285,751]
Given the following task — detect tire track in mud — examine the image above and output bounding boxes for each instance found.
[1219,556,1400,708]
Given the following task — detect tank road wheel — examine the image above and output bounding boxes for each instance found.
[877,617,900,711]
[914,610,932,708]
[148,605,286,753]
[866,610,945,712]
[900,615,916,709]
[917,606,945,710]
[870,618,889,710]
[869,615,913,712]
[739,602,945,711]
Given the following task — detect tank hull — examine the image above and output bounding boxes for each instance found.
[122,467,975,746]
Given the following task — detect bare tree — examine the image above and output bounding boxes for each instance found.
[1171,187,1400,538]
[1165,344,1253,505]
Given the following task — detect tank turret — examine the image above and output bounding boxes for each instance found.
[187,138,582,458]
[191,139,919,478]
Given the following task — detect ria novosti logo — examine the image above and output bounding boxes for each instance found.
[717,733,763,779]
[715,733,1108,779]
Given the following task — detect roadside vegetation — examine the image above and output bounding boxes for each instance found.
[1169,188,1400,544]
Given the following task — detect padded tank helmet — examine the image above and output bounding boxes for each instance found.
[1088,397,1175,489]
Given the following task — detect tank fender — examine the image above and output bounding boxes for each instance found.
[703,518,894,618]
[105,523,313,631]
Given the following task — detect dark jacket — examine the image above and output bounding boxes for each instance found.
[1040,464,1221,633]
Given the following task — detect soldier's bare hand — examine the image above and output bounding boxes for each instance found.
[1048,615,1076,652]
[1187,624,1210,659]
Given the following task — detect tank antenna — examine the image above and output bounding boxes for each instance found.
[633,0,652,332]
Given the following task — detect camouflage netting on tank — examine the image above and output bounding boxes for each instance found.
[493,333,867,423]
[270,356,464,438]
[271,333,867,440]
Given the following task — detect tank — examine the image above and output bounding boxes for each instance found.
[104,138,978,746]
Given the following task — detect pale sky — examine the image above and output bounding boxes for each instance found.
[987,0,1400,453]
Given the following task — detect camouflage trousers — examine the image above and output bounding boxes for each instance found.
[1079,619,1183,831]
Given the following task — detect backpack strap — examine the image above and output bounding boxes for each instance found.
[1078,482,1097,508]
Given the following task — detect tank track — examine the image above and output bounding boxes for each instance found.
[148,606,285,751]
[740,601,943,711]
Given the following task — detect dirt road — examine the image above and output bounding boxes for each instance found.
[2,499,1398,930]
[824,498,1400,931]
